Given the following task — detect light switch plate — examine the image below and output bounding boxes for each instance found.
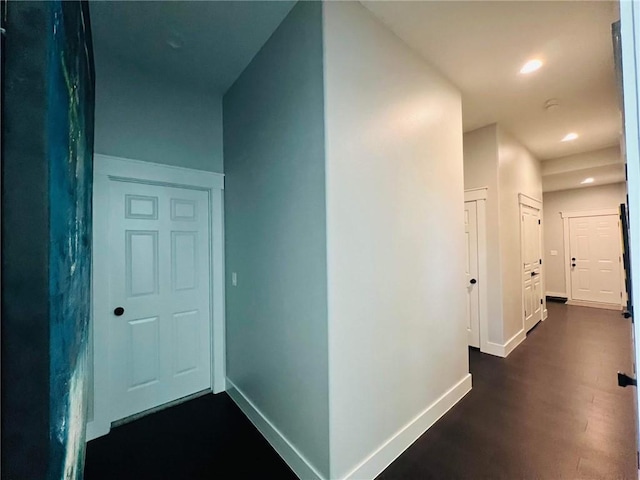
[550,250,558,256]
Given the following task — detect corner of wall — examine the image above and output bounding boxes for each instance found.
[496,125,543,344]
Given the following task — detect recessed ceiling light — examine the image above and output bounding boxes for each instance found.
[581,177,594,184]
[520,59,543,74]
[561,132,579,142]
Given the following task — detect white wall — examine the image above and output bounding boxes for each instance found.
[543,183,627,295]
[497,127,543,341]
[323,3,470,478]
[463,125,542,345]
[94,52,223,172]
[463,125,542,346]
[463,125,503,344]
[223,3,329,478]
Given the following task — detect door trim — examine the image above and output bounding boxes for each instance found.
[561,209,624,308]
[561,208,619,219]
[464,187,488,202]
[464,188,489,354]
[620,1,640,456]
[86,154,226,441]
[518,193,542,210]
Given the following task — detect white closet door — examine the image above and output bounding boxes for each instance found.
[464,201,480,347]
[569,215,622,305]
[522,205,542,332]
[108,180,211,421]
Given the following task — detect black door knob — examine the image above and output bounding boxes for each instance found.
[470,278,477,284]
[571,263,576,267]
[114,307,125,316]
[572,257,576,261]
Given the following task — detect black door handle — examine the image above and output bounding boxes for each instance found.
[572,257,576,261]
[470,278,477,284]
[531,272,538,277]
[571,263,576,267]
[114,307,125,316]
[618,372,637,388]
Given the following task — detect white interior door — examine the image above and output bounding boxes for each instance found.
[569,215,622,305]
[108,180,211,422]
[522,204,543,332]
[464,201,480,348]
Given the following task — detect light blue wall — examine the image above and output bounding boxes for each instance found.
[94,53,223,173]
[223,1,329,476]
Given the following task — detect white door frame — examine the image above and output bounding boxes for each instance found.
[620,0,640,461]
[561,208,624,309]
[464,187,489,354]
[518,193,545,331]
[86,154,226,441]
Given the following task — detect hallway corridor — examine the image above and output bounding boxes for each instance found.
[85,303,637,479]
[379,302,637,479]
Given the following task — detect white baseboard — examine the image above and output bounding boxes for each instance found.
[483,329,526,358]
[226,379,326,480]
[343,374,472,480]
[481,342,504,357]
[86,418,110,442]
[503,329,526,356]
[546,291,567,298]
[566,299,623,311]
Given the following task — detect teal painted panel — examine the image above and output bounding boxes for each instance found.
[48,2,94,478]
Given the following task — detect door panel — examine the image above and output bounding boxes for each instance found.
[464,201,480,347]
[522,204,542,332]
[126,231,159,297]
[109,180,211,422]
[569,215,622,304]
[127,316,160,389]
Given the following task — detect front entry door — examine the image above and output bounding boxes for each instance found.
[108,180,211,421]
[522,204,543,332]
[569,214,622,305]
[464,201,480,347]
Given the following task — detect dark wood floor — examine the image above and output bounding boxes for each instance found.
[84,392,297,479]
[379,302,638,479]
[85,303,637,479]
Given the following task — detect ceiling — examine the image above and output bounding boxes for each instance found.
[362,1,622,161]
[540,145,624,192]
[89,1,295,94]
[543,163,624,192]
[91,0,623,171]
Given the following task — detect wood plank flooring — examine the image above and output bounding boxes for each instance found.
[85,303,637,479]
[84,392,297,479]
[378,302,638,479]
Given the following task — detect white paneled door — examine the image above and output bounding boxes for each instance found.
[109,180,211,422]
[569,215,622,305]
[464,201,480,348]
[522,204,543,333]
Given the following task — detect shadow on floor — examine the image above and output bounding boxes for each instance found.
[84,392,296,479]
